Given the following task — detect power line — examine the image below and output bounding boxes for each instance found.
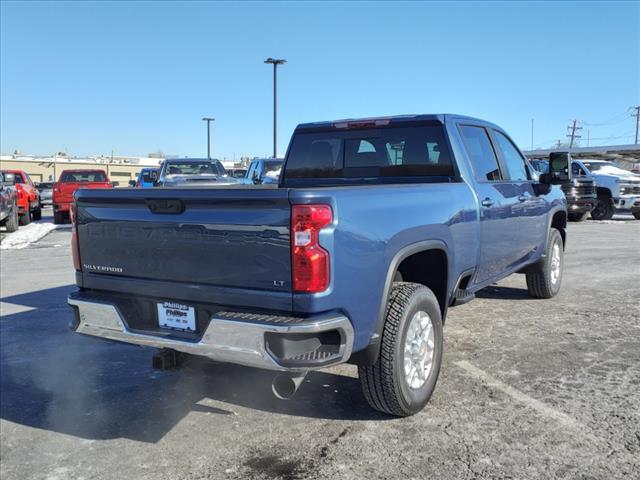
[583,108,632,126]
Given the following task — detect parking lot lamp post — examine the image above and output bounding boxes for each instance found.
[264,58,286,158]
[202,117,215,159]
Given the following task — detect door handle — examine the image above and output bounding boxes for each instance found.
[481,198,494,208]
[518,193,531,202]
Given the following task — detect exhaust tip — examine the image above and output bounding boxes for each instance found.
[272,373,307,400]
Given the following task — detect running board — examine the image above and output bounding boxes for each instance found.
[452,289,475,306]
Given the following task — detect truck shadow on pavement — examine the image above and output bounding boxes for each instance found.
[475,285,531,300]
[1,285,389,444]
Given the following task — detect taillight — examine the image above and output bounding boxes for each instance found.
[291,204,332,293]
[70,203,81,271]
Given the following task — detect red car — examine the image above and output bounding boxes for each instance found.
[53,169,113,224]
[1,169,41,225]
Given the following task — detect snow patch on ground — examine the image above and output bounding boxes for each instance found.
[0,222,57,250]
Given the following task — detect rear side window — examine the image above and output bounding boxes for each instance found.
[60,171,107,182]
[285,126,454,179]
[493,131,528,181]
[459,125,502,181]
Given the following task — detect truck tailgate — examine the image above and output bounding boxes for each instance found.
[75,187,292,298]
[55,181,112,203]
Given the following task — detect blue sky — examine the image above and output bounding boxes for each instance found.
[1,1,638,159]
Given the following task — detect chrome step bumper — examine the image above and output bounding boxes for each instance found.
[68,293,354,372]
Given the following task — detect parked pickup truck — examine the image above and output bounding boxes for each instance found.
[155,158,239,187]
[0,171,19,232]
[243,158,284,184]
[529,157,597,221]
[576,160,640,220]
[53,169,112,224]
[68,114,568,416]
[1,169,41,225]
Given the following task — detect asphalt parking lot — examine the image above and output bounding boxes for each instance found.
[1,211,639,480]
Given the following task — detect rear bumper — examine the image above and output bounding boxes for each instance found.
[53,202,71,212]
[68,291,354,372]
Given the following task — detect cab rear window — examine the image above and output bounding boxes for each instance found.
[284,125,454,181]
[60,171,107,182]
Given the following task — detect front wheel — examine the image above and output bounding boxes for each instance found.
[590,195,614,220]
[32,206,42,221]
[526,228,563,299]
[19,208,31,226]
[633,211,640,220]
[359,282,443,417]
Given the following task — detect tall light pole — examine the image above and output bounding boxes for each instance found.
[202,117,215,159]
[264,57,286,158]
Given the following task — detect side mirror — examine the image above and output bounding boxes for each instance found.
[3,172,15,185]
[533,173,553,195]
[128,180,136,187]
[252,172,260,184]
[548,152,572,183]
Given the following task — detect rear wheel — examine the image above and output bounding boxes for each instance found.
[19,208,31,226]
[53,212,65,225]
[359,282,443,417]
[4,205,19,232]
[32,206,42,221]
[526,228,563,298]
[590,194,614,220]
[633,211,640,220]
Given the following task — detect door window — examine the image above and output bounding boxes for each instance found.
[571,162,587,176]
[493,131,529,181]
[459,126,502,181]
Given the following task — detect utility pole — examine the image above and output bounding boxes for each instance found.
[202,117,215,159]
[264,58,287,158]
[632,106,640,144]
[566,119,582,148]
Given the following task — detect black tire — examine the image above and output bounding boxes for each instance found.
[568,212,588,222]
[633,211,640,220]
[4,205,19,232]
[32,206,42,221]
[53,212,65,225]
[526,228,563,299]
[590,194,614,220]
[358,282,443,417]
[19,208,31,226]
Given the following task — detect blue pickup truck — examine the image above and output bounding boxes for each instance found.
[68,114,568,416]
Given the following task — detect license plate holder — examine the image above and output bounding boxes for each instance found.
[157,302,196,332]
